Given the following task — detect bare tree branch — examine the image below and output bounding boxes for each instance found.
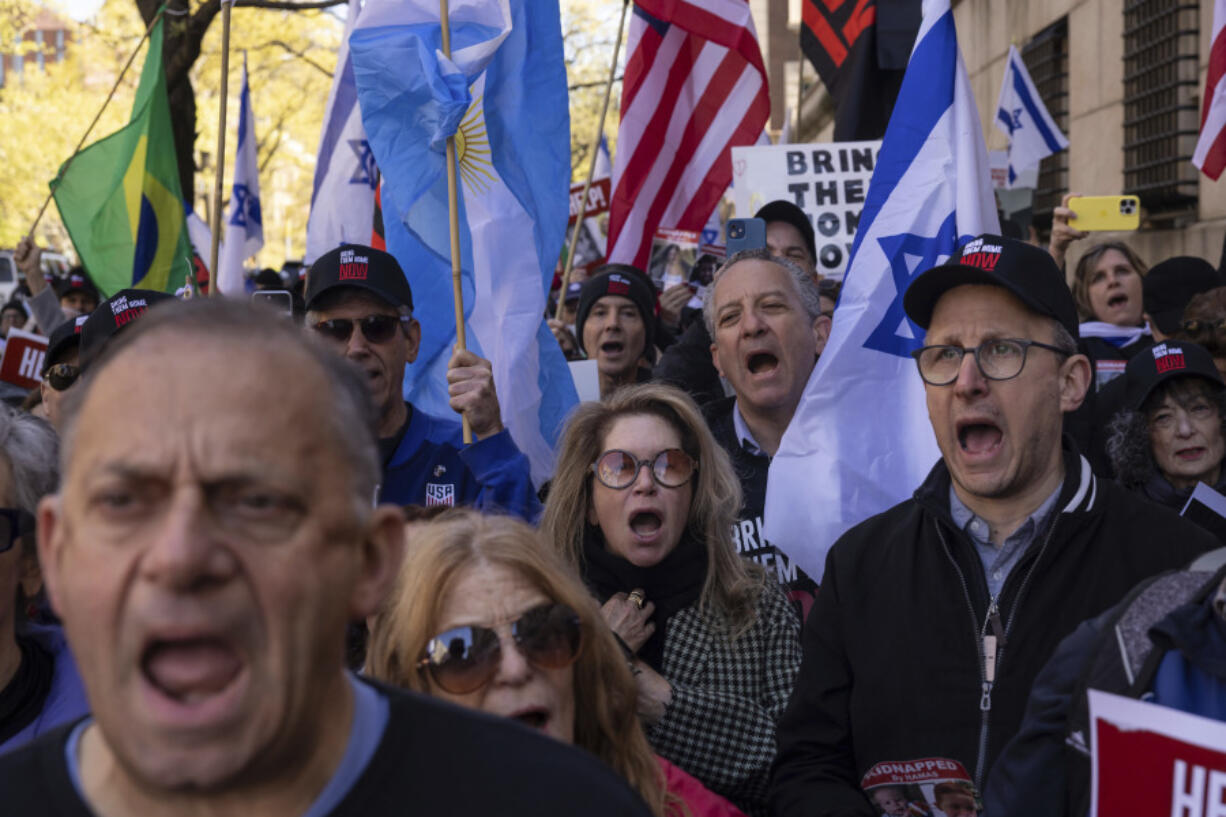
[233,0,346,9]
[251,39,333,78]
[569,75,622,91]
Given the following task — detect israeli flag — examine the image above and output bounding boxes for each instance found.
[218,55,263,296]
[994,44,1068,188]
[305,0,377,264]
[763,0,999,582]
[349,0,577,486]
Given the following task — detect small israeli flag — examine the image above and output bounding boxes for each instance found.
[994,45,1068,188]
[219,55,263,295]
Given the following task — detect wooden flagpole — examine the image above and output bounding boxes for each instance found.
[439,0,472,444]
[555,0,630,321]
[208,1,234,297]
[29,7,167,237]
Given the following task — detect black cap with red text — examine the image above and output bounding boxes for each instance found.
[903,233,1080,339]
[575,265,656,359]
[79,289,175,370]
[54,270,100,303]
[42,314,88,375]
[304,244,413,312]
[1123,340,1224,410]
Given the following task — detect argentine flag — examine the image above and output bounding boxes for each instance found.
[219,55,263,295]
[763,0,999,582]
[994,45,1068,188]
[349,0,577,486]
[305,0,378,264]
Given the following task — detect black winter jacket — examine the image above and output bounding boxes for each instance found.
[769,444,1217,817]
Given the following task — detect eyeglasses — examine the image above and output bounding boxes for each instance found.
[310,314,410,345]
[911,338,1071,386]
[417,603,583,694]
[44,363,79,391]
[0,508,35,554]
[1182,318,1226,337]
[592,448,697,490]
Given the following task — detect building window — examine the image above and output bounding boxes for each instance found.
[1022,18,1069,231]
[1123,0,1200,217]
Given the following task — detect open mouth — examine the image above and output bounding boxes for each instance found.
[511,708,550,730]
[957,421,1003,455]
[141,637,242,705]
[1107,294,1128,309]
[630,511,662,537]
[600,340,625,356]
[747,352,779,375]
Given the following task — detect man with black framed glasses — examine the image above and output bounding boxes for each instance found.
[771,233,1216,816]
[304,244,538,519]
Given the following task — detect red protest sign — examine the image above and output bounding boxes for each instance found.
[1091,690,1226,817]
[567,178,611,274]
[0,328,48,390]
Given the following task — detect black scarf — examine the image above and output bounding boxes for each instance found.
[0,635,54,745]
[581,524,707,672]
[1141,470,1226,512]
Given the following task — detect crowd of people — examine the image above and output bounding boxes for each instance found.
[0,195,1224,816]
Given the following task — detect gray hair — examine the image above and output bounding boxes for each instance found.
[59,298,382,514]
[702,248,824,337]
[1107,376,1226,489]
[1049,319,1078,355]
[0,403,58,517]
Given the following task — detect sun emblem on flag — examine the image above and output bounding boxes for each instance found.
[454,95,496,195]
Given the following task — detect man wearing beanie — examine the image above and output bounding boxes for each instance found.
[305,243,538,519]
[575,264,656,399]
[771,234,1216,817]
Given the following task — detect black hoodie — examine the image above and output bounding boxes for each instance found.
[769,442,1217,817]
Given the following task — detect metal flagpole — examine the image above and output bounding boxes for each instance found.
[554,0,630,321]
[208,0,235,297]
[439,0,472,444]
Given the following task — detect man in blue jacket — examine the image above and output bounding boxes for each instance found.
[305,244,539,518]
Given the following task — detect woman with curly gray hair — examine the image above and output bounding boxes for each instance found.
[0,402,88,753]
[1107,340,1226,515]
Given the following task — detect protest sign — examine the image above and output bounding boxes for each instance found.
[731,141,882,279]
[1090,689,1226,817]
[859,757,980,817]
[0,328,48,390]
[568,178,612,275]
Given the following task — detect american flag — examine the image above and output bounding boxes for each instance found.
[1194,0,1226,180]
[607,0,770,270]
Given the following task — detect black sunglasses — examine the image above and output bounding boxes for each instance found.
[44,363,79,392]
[310,314,410,345]
[0,508,35,554]
[417,603,583,694]
[592,448,697,490]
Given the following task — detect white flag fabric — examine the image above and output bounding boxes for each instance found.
[218,57,263,295]
[994,44,1067,188]
[304,0,378,264]
[763,0,999,583]
[1193,0,1226,179]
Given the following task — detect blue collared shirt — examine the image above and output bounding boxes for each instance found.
[732,400,766,457]
[949,481,1063,599]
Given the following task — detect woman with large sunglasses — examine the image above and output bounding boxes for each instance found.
[0,403,88,754]
[365,510,745,817]
[541,383,801,817]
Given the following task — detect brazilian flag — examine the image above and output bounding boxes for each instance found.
[52,19,190,297]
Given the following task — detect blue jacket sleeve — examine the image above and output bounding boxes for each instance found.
[458,429,542,522]
[984,615,1104,817]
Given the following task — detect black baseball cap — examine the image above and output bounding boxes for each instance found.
[1123,340,1224,410]
[305,244,413,312]
[42,314,87,375]
[79,289,175,370]
[904,233,1080,339]
[755,200,816,262]
[55,270,100,303]
[1142,256,1223,336]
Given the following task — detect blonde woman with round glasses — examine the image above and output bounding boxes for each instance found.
[541,383,801,817]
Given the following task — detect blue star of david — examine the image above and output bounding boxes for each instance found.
[228,184,261,229]
[862,211,968,358]
[349,139,379,190]
[1011,108,1024,130]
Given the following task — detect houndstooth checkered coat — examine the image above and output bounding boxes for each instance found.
[646,578,801,817]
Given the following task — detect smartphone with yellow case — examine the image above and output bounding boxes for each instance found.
[1067,195,1140,231]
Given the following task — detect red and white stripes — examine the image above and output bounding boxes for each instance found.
[1194,0,1226,180]
[607,0,770,270]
